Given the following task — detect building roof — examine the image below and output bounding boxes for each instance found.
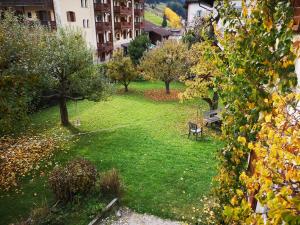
[184,0,214,8]
[144,21,172,37]
[0,0,53,7]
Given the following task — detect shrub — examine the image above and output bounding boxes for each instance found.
[99,168,123,198]
[49,158,97,203]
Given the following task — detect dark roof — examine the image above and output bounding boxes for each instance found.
[184,0,214,8]
[144,21,172,37]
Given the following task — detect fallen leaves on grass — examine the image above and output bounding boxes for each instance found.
[144,89,180,101]
[0,135,56,191]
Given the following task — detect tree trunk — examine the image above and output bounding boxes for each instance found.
[211,91,219,110]
[124,84,129,92]
[59,96,69,126]
[202,92,219,110]
[165,81,170,94]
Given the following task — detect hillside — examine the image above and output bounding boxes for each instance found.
[144,3,166,26]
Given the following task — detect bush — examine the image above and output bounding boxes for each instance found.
[49,158,97,203]
[99,168,123,198]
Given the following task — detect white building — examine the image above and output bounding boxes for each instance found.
[0,0,145,62]
[184,0,241,28]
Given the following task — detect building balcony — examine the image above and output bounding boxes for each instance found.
[134,9,144,16]
[115,21,132,29]
[114,6,132,14]
[97,42,113,53]
[134,21,144,29]
[96,21,112,30]
[94,3,111,12]
[40,20,56,30]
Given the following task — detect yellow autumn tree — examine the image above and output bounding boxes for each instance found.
[164,7,181,28]
[224,93,300,224]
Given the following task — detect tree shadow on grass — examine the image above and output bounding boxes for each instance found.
[65,123,81,135]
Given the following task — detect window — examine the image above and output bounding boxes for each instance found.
[27,12,32,18]
[87,19,89,28]
[85,0,88,7]
[81,0,84,7]
[122,30,126,39]
[116,32,120,40]
[96,15,102,22]
[197,10,201,17]
[83,19,86,27]
[67,11,76,22]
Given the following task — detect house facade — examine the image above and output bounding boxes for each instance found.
[0,0,145,62]
[184,0,241,28]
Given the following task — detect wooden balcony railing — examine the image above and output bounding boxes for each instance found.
[134,9,144,15]
[97,42,113,53]
[114,21,132,29]
[114,6,132,14]
[134,21,144,29]
[40,20,56,30]
[96,21,112,30]
[94,3,110,12]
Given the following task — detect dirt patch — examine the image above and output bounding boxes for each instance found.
[144,90,181,101]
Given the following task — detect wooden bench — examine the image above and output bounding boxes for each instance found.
[204,109,222,127]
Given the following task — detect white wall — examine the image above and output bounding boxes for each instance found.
[186,3,212,28]
[53,0,97,52]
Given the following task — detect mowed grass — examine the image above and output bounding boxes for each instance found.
[0,81,223,224]
[145,11,164,26]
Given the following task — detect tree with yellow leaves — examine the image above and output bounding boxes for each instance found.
[164,7,182,28]
[224,93,300,224]
[197,0,298,224]
[180,41,222,110]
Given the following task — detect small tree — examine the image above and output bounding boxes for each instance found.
[43,28,109,126]
[128,34,151,65]
[140,40,187,94]
[162,14,168,27]
[107,50,137,92]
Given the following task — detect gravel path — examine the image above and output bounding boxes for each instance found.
[99,208,182,225]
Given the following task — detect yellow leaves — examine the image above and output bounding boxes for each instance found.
[230,195,239,206]
[282,59,294,68]
[236,68,245,75]
[0,135,56,191]
[248,142,254,150]
[264,19,273,32]
[237,136,247,146]
[247,102,255,110]
[265,114,272,123]
[164,7,181,28]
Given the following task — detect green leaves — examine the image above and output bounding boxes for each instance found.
[107,50,137,92]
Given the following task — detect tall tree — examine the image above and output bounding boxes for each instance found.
[107,49,137,92]
[162,14,168,27]
[128,34,151,65]
[140,40,187,94]
[180,41,221,110]
[0,12,48,134]
[211,0,297,223]
[43,28,109,126]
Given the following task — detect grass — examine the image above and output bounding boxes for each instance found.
[0,81,223,224]
[145,11,164,26]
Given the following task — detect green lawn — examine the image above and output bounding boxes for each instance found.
[0,81,223,224]
[145,11,164,26]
